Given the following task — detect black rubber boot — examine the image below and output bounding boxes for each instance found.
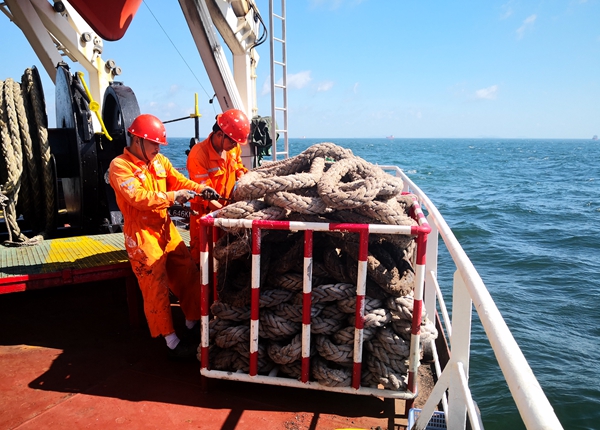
[167,339,198,360]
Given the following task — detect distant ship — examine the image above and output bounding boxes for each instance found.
[386,135,394,139]
[593,135,598,141]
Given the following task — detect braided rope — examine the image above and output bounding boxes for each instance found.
[268,234,305,275]
[246,205,288,220]
[23,68,54,236]
[311,357,351,387]
[259,309,301,340]
[1,79,22,197]
[356,198,416,226]
[259,288,295,308]
[318,157,381,209]
[377,326,410,358]
[348,307,392,328]
[215,324,250,349]
[391,319,412,341]
[267,333,302,365]
[209,317,238,340]
[213,230,251,261]
[365,353,408,391]
[315,334,354,366]
[264,190,329,214]
[310,305,347,335]
[13,80,42,233]
[210,301,251,321]
[215,199,268,218]
[279,360,302,379]
[333,325,376,344]
[234,157,326,200]
[387,295,415,321]
[0,79,41,245]
[366,338,408,377]
[336,295,383,314]
[231,344,274,374]
[269,272,303,291]
[210,346,240,370]
[309,282,356,304]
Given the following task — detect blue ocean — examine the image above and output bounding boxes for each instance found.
[164,136,600,430]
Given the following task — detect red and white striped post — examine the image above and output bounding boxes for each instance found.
[301,229,313,383]
[407,198,430,405]
[352,227,369,389]
[199,217,214,372]
[249,224,262,376]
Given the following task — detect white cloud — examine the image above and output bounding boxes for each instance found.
[475,85,499,100]
[169,84,179,94]
[317,81,334,92]
[500,1,514,19]
[353,82,359,94]
[259,71,312,95]
[516,14,536,39]
[287,71,312,89]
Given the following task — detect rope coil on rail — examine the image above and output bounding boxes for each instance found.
[203,142,437,390]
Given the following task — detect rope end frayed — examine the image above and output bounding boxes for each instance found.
[2,234,44,247]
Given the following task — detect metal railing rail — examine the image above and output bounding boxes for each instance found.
[380,165,563,430]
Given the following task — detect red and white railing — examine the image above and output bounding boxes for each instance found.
[198,198,431,399]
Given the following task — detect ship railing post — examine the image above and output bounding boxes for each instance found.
[447,269,472,429]
[424,220,439,323]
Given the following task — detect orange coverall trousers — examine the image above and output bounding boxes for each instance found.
[109,149,205,337]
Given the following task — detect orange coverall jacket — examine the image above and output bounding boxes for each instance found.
[186,133,248,262]
[109,148,204,337]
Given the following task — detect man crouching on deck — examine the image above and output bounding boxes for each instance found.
[108,114,219,359]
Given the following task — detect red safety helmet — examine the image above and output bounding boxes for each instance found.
[128,114,167,145]
[216,109,250,145]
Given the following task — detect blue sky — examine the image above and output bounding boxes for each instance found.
[1,0,599,138]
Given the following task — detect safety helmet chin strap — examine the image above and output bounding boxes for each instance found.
[136,137,152,163]
[210,130,225,154]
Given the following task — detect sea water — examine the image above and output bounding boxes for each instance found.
[163,137,600,430]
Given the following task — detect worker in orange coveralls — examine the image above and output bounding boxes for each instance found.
[109,114,219,359]
[186,109,251,263]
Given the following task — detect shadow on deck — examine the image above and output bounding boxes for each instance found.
[0,281,414,430]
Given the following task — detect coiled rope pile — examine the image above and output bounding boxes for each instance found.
[0,69,55,246]
[204,143,438,390]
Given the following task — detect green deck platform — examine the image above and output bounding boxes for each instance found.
[0,230,191,294]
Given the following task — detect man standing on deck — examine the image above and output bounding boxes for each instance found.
[108,113,219,359]
[186,109,250,263]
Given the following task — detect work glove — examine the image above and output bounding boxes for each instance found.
[201,186,220,201]
[174,189,197,204]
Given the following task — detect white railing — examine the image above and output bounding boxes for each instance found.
[380,166,564,430]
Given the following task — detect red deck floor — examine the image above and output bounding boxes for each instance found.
[0,280,412,430]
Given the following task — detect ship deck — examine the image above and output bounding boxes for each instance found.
[0,231,433,429]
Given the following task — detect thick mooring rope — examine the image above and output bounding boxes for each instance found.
[203,142,437,390]
[0,69,55,246]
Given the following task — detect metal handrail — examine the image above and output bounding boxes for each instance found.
[379,166,563,429]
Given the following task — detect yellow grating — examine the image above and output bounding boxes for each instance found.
[0,233,126,278]
[1,229,191,279]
